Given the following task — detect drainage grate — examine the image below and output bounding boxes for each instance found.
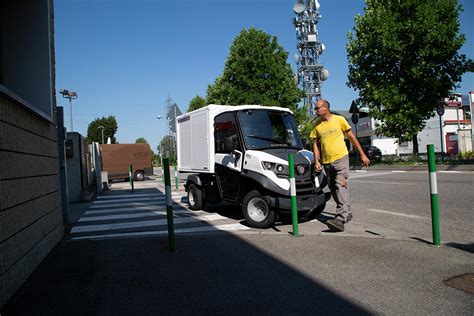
[443,273,474,295]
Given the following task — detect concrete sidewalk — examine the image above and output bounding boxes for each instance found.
[2,183,473,315]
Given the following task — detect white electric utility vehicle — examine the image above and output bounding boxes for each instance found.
[176,104,329,228]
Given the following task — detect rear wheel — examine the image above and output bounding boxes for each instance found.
[134,170,145,181]
[242,190,275,229]
[188,184,203,210]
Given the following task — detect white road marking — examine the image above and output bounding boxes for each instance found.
[97,193,161,199]
[439,171,461,174]
[391,170,407,173]
[84,207,188,215]
[70,223,251,240]
[93,197,165,204]
[350,172,394,179]
[79,210,192,222]
[355,170,367,173]
[71,213,227,234]
[365,208,424,219]
[350,180,416,186]
[80,212,167,222]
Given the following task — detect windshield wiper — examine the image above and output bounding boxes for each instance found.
[246,135,281,143]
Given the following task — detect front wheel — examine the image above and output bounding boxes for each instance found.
[187,184,203,210]
[242,190,275,229]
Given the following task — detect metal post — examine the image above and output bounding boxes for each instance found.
[129,164,134,192]
[174,164,178,190]
[427,144,441,247]
[57,107,70,225]
[69,98,73,132]
[163,158,176,252]
[288,153,299,236]
[439,115,445,160]
[101,128,104,144]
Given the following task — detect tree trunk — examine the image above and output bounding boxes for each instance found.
[412,135,419,156]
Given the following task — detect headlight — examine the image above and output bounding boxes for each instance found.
[262,161,274,170]
[276,164,284,172]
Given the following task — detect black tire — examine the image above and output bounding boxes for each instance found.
[134,170,145,181]
[188,184,203,210]
[242,190,275,229]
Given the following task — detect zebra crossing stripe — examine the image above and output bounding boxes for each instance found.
[84,207,188,215]
[71,213,227,234]
[97,193,161,199]
[70,223,251,241]
[79,211,187,222]
[93,197,165,204]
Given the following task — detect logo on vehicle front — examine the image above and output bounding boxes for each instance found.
[296,165,306,175]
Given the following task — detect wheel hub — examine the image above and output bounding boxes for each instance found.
[248,197,268,222]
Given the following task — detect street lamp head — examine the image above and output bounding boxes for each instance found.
[157,115,163,120]
[98,125,104,130]
[59,89,77,99]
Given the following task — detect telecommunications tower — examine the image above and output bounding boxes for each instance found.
[293,0,328,114]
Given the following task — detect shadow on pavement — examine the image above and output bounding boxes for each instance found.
[2,185,372,315]
[445,242,474,254]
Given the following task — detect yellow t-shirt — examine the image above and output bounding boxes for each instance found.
[309,114,351,164]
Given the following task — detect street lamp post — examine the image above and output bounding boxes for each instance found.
[157,116,163,166]
[98,125,105,144]
[59,89,78,132]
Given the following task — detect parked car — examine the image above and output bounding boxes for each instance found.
[350,145,382,163]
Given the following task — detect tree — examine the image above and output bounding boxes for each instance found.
[206,28,306,127]
[159,135,177,164]
[86,116,118,144]
[135,137,148,143]
[347,0,473,154]
[188,95,207,112]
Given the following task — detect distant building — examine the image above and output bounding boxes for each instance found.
[341,93,472,156]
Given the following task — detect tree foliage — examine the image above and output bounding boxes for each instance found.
[159,135,177,164]
[206,28,306,127]
[347,0,473,154]
[135,137,148,143]
[188,95,207,112]
[86,116,118,144]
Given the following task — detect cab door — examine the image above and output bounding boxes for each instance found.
[214,112,243,202]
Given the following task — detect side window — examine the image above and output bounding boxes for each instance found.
[214,112,240,153]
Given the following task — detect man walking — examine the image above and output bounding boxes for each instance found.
[310,99,370,232]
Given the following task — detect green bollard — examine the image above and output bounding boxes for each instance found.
[174,164,178,190]
[129,164,134,192]
[288,153,300,237]
[163,158,176,252]
[427,144,441,247]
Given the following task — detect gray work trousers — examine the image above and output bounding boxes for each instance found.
[323,155,351,222]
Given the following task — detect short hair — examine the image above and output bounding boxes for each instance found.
[319,99,330,109]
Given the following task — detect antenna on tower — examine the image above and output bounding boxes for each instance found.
[293,0,328,115]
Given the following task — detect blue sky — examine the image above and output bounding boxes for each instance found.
[54,0,473,153]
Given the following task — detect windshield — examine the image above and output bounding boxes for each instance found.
[237,109,303,150]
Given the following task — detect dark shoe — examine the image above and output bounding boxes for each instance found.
[325,218,345,232]
[345,213,353,223]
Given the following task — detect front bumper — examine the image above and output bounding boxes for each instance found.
[269,191,331,212]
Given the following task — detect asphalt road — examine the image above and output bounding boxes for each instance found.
[347,170,473,247]
[3,169,473,315]
[152,167,474,249]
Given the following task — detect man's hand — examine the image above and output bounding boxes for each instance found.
[314,161,322,172]
[360,154,370,167]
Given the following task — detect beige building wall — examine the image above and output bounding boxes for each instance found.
[0,0,64,307]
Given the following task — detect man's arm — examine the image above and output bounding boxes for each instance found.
[312,138,322,172]
[345,130,370,167]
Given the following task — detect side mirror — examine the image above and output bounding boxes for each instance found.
[224,136,236,153]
